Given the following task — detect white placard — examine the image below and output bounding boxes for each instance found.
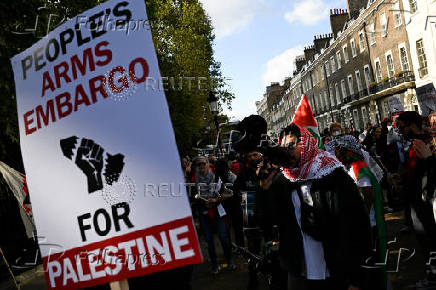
[10,1,202,288]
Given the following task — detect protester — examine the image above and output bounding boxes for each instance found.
[192,156,235,274]
[329,122,342,137]
[232,114,270,288]
[228,151,243,176]
[214,158,244,249]
[397,111,436,289]
[332,135,389,289]
[208,153,217,172]
[260,123,372,290]
[429,111,436,223]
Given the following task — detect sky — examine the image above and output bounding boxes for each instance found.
[199,0,347,121]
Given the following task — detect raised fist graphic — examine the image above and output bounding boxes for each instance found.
[76,138,105,193]
[60,136,125,194]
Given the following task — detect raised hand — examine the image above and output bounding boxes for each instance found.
[75,138,104,193]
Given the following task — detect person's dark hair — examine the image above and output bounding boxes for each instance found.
[397,111,422,130]
[234,115,267,154]
[228,151,237,161]
[214,158,229,180]
[282,124,301,139]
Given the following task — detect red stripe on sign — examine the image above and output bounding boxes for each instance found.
[42,216,202,289]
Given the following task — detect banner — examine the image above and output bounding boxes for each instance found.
[415,83,436,116]
[0,161,34,238]
[10,0,202,288]
[387,96,404,113]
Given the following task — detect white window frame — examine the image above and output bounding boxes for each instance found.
[336,51,342,69]
[393,1,402,28]
[398,43,410,71]
[350,38,357,57]
[409,0,418,14]
[330,56,336,73]
[363,64,371,87]
[341,79,348,99]
[416,38,428,77]
[362,106,368,127]
[369,22,376,45]
[385,50,395,78]
[358,30,365,52]
[353,109,360,130]
[325,61,330,77]
[329,86,335,106]
[374,58,382,82]
[335,83,341,104]
[380,13,387,38]
[343,45,349,63]
[347,74,354,95]
[355,70,363,92]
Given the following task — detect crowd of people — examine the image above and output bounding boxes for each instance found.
[180,110,436,290]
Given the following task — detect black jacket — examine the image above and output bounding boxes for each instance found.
[262,167,372,287]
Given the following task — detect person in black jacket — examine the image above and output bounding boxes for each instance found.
[259,123,372,290]
[397,111,436,289]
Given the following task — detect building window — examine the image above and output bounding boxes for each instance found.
[363,65,371,87]
[335,83,341,104]
[369,23,376,45]
[399,45,410,71]
[351,39,357,57]
[386,52,395,78]
[375,59,382,82]
[362,107,368,127]
[355,70,363,91]
[343,45,349,63]
[347,75,354,95]
[416,39,428,77]
[329,86,335,106]
[359,30,365,52]
[393,1,402,27]
[380,13,387,37]
[325,61,330,77]
[336,51,342,69]
[341,80,348,99]
[353,109,360,130]
[321,67,325,80]
[409,0,417,13]
[330,56,336,73]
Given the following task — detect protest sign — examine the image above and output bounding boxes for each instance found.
[10,0,202,288]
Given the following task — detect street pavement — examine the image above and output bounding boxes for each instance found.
[12,210,427,290]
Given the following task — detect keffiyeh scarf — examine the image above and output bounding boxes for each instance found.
[282,124,344,182]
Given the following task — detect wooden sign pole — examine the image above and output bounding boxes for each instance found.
[0,247,19,289]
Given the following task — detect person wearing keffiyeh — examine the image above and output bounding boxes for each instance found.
[332,135,389,290]
[260,123,372,290]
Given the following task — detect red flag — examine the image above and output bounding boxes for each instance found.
[292,95,318,128]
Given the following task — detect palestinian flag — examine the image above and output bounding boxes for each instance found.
[292,95,324,149]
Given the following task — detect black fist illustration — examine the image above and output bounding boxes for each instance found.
[60,136,125,194]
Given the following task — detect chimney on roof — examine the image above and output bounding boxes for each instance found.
[330,7,350,37]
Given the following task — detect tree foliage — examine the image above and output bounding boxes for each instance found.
[0,0,233,169]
